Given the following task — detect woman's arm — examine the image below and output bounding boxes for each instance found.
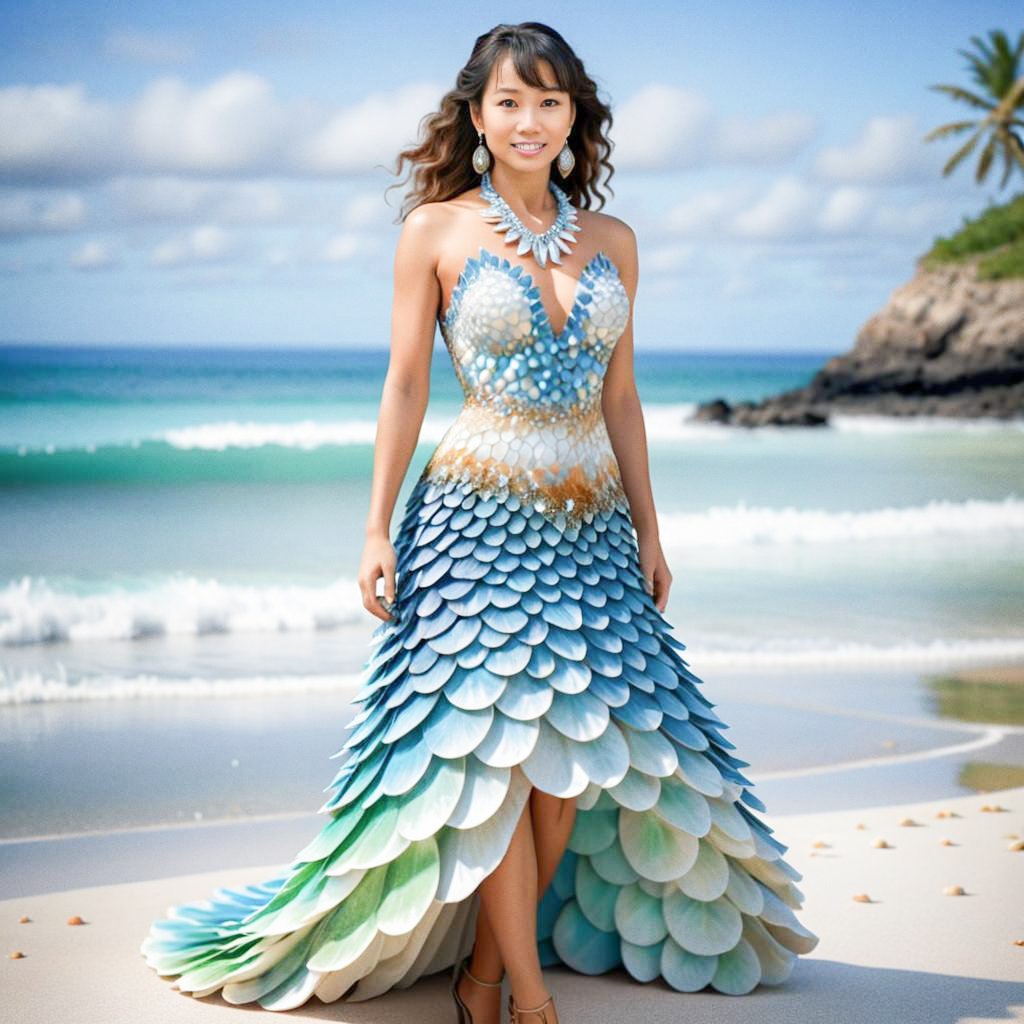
[601,222,673,612]
[359,207,441,621]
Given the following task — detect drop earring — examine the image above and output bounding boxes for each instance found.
[472,130,491,174]
[556,138,575,178]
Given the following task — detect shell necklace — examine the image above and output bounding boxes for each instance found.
[478,169,581,268]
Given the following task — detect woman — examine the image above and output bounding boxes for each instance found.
[140,22,819,1024]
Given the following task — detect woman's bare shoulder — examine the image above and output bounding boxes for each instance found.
[576,208,637,271]
[399,188,483,261]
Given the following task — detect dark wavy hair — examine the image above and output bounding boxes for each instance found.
[385,22,615,222]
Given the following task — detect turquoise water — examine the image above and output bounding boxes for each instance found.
[1,342,1022,703]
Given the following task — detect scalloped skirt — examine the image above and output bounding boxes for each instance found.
[139,470,820,1010]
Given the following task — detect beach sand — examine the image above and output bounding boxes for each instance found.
[3,784,1022,1024]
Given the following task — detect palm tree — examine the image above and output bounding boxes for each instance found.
[923,28,1024,188]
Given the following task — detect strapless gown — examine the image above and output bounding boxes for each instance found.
[140,245,819,1009]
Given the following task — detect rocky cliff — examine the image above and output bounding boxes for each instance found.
[693,255,1024,426]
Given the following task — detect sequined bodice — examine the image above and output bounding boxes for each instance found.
[424,246,632,530]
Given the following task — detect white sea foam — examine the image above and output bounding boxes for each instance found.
[2,638,1021,704]
[829,412,1024,435]
[1,495,1020,646]
[9,403,1022,456]
[658,495,1024,548]
[0,574,367,646]
[161,415,454,450]
[690,636,1024,670]
[0,669,365,705]
[642,404,1024,440]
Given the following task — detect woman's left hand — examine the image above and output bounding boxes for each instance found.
[638,534,672,612]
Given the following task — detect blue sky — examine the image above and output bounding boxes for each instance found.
[0,1,1020,352]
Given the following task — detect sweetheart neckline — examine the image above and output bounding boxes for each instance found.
[440,246,622,342]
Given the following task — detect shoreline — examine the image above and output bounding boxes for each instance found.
[2,658,1023,848]
[2,666,1023,903]
[3,784,1021,1023]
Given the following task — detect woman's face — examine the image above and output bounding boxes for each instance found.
[472,54,575,174]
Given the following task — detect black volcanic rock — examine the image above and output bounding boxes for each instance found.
[693,255,1024,426]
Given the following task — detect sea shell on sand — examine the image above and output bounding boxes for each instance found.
[851,893,872,903]
[942,885,965,896]
[871,838,891,849]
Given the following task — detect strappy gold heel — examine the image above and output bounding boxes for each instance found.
[507,992,556,1024]
[450,954,504,1023]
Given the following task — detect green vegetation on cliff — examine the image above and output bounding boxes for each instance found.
[923,192,1024,279]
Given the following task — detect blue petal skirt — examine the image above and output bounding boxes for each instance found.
[140,472,819,1009]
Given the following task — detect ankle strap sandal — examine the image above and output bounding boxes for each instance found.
[451,956,504,1024]
[508,992,555,1023]
[462,958,504,988]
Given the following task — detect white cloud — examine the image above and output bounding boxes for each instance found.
[612,84,713,170]
[732,175,820,238]
[300,82,445,175]
[150,224,234,267]
[613,86,815,170]
[104,28,195,64]
[660,176,949,243]
[817,186,873,233]
[665,186,750,235]
[0,74,444,185]
[342,190,393,229]
[0,83,117,183]
[712,111,818,163]
[130,72,294,173]
[70,240,119,270]
[813,114,937,184]
[869,198,949,236]
[322,232,361,262]
[108,176,286,224]
[0,190,86,234]
[643,242,697,275]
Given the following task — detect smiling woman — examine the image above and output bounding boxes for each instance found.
[139,21,819,1024]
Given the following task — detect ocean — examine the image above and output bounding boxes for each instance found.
[2,342,1022,705]
[2,341,1023,839]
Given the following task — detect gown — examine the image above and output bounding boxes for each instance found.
[140,244,820,1009]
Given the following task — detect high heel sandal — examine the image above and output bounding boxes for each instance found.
[507,992,556,1024]
[450,955,504,1024]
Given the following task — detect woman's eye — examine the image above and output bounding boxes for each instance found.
[498,98,560,107]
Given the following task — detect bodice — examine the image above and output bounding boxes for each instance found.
[425,246,632,530]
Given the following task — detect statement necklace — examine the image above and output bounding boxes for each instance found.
[478,169,581,267]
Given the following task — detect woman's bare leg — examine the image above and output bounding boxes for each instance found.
[459,788,576,1022]
[530,787,578,896]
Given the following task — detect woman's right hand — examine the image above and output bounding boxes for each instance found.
[359,532,397,622]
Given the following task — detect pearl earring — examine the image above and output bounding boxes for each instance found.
[472,130,491,174]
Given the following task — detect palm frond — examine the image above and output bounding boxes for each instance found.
[928,83,997,111]
[922,120,982,142]
[976,135,997,182]
[941,127,985,177]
